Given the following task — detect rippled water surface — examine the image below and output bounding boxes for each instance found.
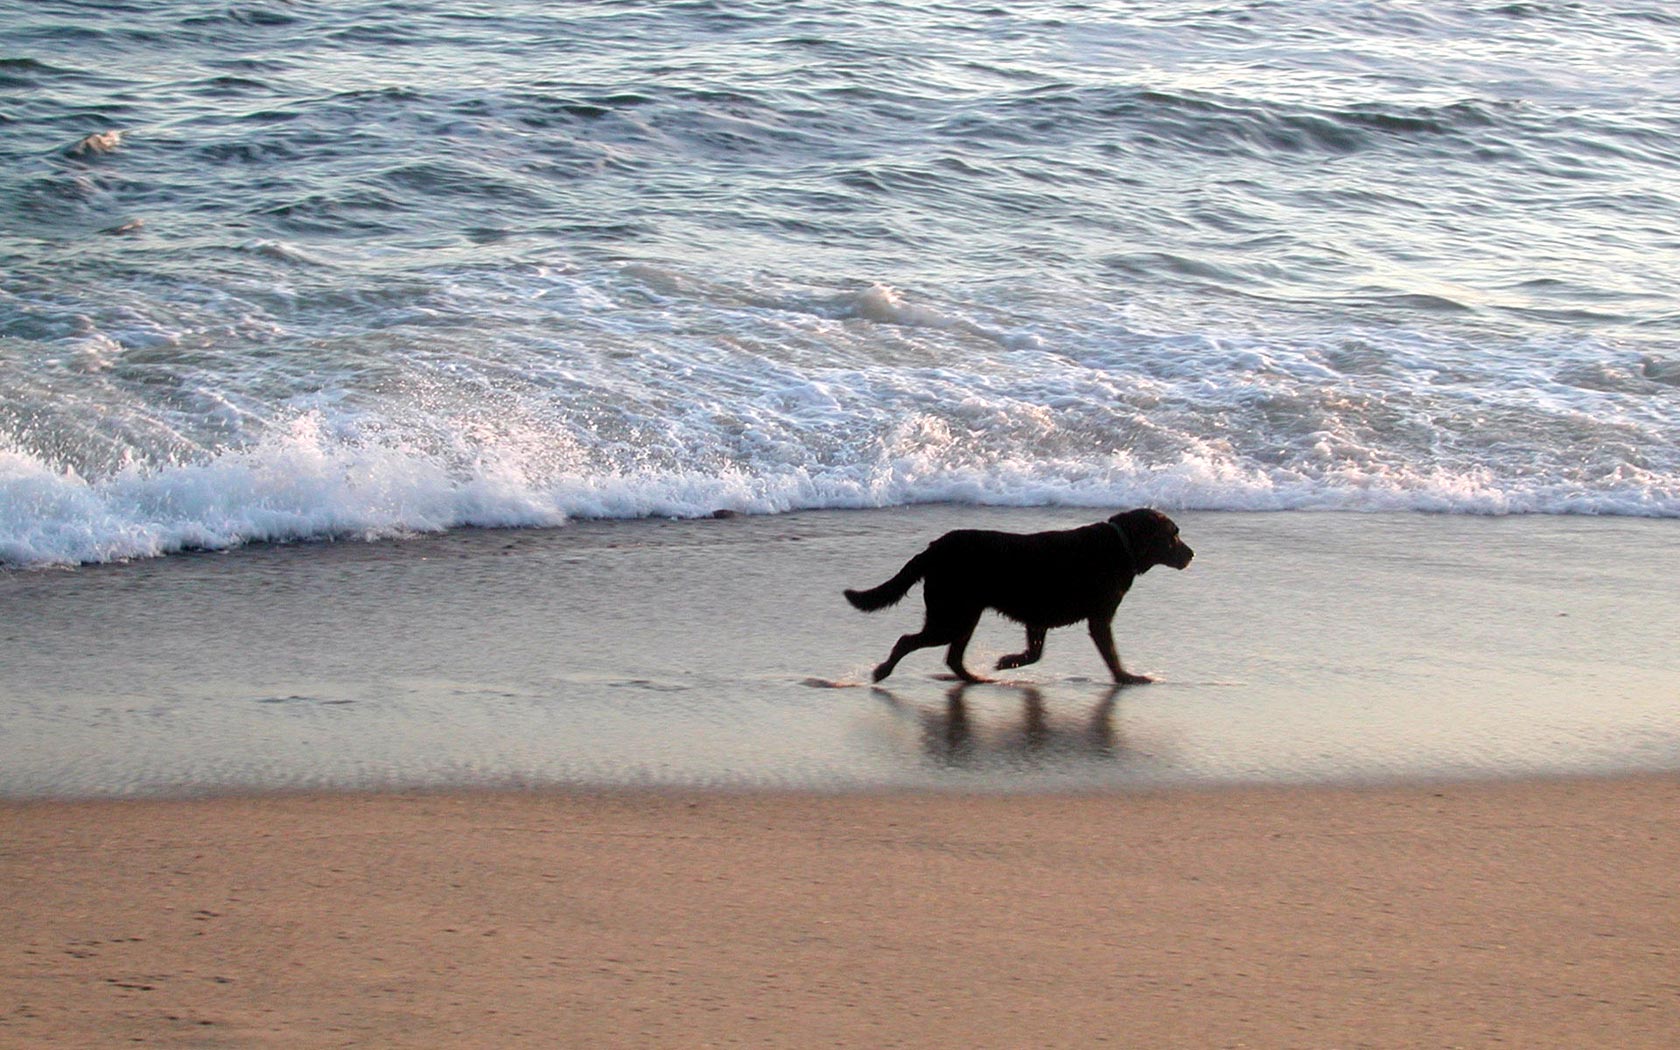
[4,1,1680,564]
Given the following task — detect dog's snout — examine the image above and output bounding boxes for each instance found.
[1175,541,1194,569]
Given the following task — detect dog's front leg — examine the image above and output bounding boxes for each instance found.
[1088,615,1152,685]
[943,612,986,683]
[996,626,1046,671]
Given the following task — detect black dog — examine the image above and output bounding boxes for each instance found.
[844,509,1193,684]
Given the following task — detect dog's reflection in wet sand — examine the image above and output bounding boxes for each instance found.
[874,683,1124,769]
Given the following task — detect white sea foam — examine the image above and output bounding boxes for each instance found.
[841,283,1046,350]
[0,418,563,566]
[4,250,1679,568]
[4,360,1677,568]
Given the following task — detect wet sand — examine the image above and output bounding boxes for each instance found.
[3,508,1679,797]
[4,775,1679,1048]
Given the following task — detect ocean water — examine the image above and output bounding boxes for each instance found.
[4,0,1680,566]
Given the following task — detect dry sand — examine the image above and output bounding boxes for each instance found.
[4,775,1677,1049]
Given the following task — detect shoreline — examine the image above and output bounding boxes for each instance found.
[5,507,1679,799]
[0,759,1664,807]
[6,773,1678,1048]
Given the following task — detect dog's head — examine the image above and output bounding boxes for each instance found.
[1110,509,1194,573]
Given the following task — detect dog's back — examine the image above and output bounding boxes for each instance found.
[918,523,1132,627]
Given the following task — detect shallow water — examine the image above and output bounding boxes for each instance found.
[3,507,1675,798]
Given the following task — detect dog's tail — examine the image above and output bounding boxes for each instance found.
[843,550,931,612]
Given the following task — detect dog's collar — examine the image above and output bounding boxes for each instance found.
[1105,519,1137,572]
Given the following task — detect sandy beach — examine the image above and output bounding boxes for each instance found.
[4,775,1678,1048]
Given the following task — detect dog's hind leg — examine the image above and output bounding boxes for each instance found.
[873,607,985,683]
[872,629,944,682]
[996,626,1046,671]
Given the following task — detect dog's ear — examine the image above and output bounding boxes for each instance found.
[1108,508,1161,535]
[1112,509,1190,571]
[1143,511,1192,571]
